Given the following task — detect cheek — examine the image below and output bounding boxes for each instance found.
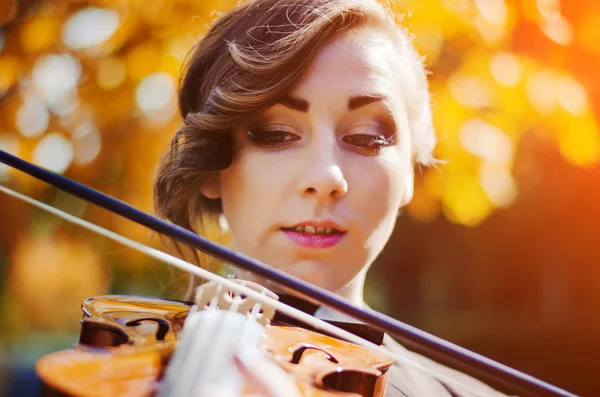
[218,149,289,244]
[347,153,410,253]
[351,155,408,216]
[218,153,258,242]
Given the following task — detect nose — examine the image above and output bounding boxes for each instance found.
[299,144,348,200]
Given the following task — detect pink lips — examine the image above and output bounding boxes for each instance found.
[282,229,345,248]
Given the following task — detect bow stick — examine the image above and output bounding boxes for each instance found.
[0,149,578,397]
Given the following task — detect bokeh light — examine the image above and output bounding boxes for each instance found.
[16,97,49,138]
[32,133,73,174]
[32,53,81,108]
[459,119,513,166]
[62,8,120,50]
[489,53,523,87]
[72,121,102,165]
[136,72,176,124]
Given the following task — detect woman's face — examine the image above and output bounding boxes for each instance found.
[206,26,414,292]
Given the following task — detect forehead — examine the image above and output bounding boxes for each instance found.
[291,26,401,102]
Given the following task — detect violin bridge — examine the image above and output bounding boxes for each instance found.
[193,280,279,326]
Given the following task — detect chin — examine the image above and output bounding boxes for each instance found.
[275,260,337,290]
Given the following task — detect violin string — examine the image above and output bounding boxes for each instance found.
[0,184,503,397]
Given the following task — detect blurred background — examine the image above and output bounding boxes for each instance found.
[0,0,598,395]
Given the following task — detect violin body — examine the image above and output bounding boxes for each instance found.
[36,295,395,397]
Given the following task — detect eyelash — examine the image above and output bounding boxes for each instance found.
[342,133,396,153]
[245,125,396,153]
[245,129,300,147]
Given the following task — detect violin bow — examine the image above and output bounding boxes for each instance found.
[0,149,578,397]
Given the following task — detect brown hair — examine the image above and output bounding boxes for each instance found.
[153,0,435,295]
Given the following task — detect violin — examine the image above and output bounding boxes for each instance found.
[36,283,395,397]
[0,150,579,397]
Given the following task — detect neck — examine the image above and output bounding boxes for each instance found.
[313,270,367,323]
[334,269,367,307]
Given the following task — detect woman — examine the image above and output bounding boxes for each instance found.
[154,0,506,395]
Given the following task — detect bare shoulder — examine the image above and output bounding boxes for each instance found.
[383,334,512,397]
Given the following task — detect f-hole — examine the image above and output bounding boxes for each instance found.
[320,369,380,397]
[126,318,170,341]
[290,344,339,364]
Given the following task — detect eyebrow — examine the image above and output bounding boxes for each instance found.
[276,94,386,113]
[278,95,310,112]
[348,94,386,110]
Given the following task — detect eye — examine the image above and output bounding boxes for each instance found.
[342,133,396,154]
[245,128,300,148]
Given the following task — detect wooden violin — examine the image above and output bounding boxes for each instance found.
[36,283,395,397]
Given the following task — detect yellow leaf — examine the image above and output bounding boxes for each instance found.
[96,57,127,90]
[406,181,441,223]
[10,234,108,331]
[0,55,20,92]
[127,41,161,82]
[557,114,600,167]
[441,173,493,227]
[19,15,59,53]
